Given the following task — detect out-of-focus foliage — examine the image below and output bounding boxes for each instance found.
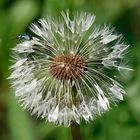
[0,0,140,140]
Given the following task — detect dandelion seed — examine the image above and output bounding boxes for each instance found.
[9,11,130,127]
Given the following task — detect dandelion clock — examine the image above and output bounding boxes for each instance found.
[9,11,131,140]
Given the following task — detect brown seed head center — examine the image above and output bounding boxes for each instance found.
[50,55,85,80]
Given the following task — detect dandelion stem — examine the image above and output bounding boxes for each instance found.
[70,122,81,140]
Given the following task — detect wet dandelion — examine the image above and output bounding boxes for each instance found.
[9,11,131,128]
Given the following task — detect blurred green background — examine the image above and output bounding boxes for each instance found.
[0,0,140,140]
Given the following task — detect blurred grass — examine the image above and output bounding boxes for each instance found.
[0,0,140,140]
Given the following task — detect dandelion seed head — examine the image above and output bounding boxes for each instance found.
[9,11,130,127]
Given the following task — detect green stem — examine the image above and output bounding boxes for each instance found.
[70,122,81,140]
